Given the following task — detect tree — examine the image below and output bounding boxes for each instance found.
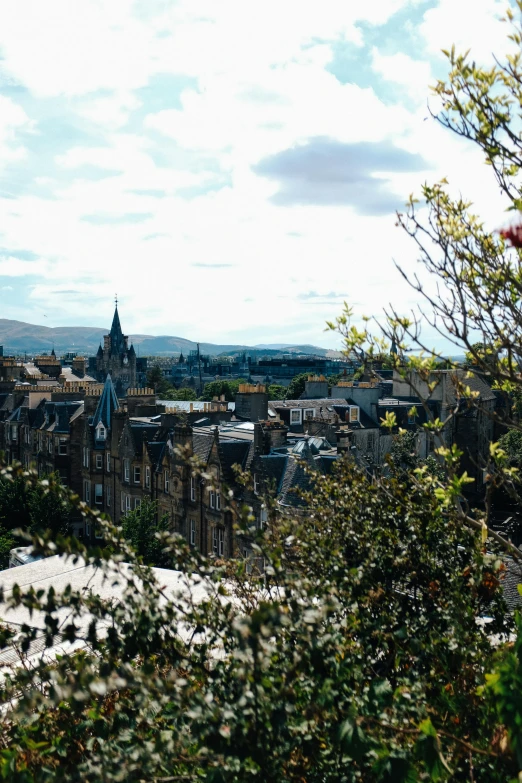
[201,379,246,402]
[0,456,515,781]
[285,372,309,399]
[120,499,170,567]
[146,363,163,390]
[0,471,71,538]
[267,383,286,400]
[161,386,197,401]
[146,364,173,396]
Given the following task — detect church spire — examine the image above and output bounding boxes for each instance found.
[109,295,125,355]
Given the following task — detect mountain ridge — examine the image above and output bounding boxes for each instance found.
[0,319,331,357]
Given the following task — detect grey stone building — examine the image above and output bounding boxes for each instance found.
[94,305,137,395]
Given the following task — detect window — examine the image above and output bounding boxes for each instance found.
[260,507,268,527]
[25,428,30,445]
[106,452,111,472]
[94,484,103,505]
[48,437,52,454]
[123,459,130,482]
[96,423,106,441]
[85,522,91,539]
[190,519,196,547]
[290,409,302,425]
[367,432,376,451]
[84,481,90,503]
[304,408,315,420]
[209,490,215,509]
[83,447,90,468]
[212,526,218,554]
[349,406,359,422]
[125,494,131,512]
[95,524,103,540]
[254,474,260,495]
[218,528,224,556]
[11,425,17,442]
[106,484,111,506]
[96,453,103,469]
[164,470,169,493]
[216,492,221,511]
[134,465,141,484]
[145,465,151,488]
[190,476,196,501]
[134,497,141,509]
[59,438,68,456]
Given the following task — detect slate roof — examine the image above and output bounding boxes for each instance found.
[192,431,213,464]
[278,458,313,508]
[129,422,160,453]
[7,400,83,434]
[92,374,119,431]
[501,558,522,611]
[260,455,288,494]
[446,370,496,405]
[269,398,350,411]
[219,439,253,484]
[147,441,166,469]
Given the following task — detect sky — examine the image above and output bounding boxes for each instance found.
[0,0,516,351]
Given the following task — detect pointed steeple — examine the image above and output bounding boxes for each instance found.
[97,343,103,358]
[110,305,123,340]
[109,298,127,356]
[93,373,119,433]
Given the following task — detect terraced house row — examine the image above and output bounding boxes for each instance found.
[0,375,346,558]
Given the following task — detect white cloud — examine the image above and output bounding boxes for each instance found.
[76,91,142,130]
[420,0,516,64]
[0,0,515,351]
[0,96,31,174]
[371,49,433,102]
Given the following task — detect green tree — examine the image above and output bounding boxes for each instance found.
[0,471,71,538]
[120,499,170,567]
[146,364,173,396]
[161,386,197,401]
[267,383,286,400]
[201,379,246,401]
[146,363,163,390]
[285,372,309,399]
[498,428,522,464]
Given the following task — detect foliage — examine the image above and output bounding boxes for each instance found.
[0,527,14,570]
[200,379,246,402]
[267,383,286,400]
[161,385,198,401]
[284,372,309,399]
[498,428,522,465]
[146,364,173,396]
[0,458,516,782]
[120,498,170,567]
[0,471,71,539]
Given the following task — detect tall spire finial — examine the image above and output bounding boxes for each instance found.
[115,293,118,308]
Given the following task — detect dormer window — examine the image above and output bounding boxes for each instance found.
[96,423,106,441]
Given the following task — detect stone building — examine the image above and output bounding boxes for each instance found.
[94,304,137,395]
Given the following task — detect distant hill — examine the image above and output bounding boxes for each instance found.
[0,319,330,358]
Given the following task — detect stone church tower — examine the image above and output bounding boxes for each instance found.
[95,304,136,395]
